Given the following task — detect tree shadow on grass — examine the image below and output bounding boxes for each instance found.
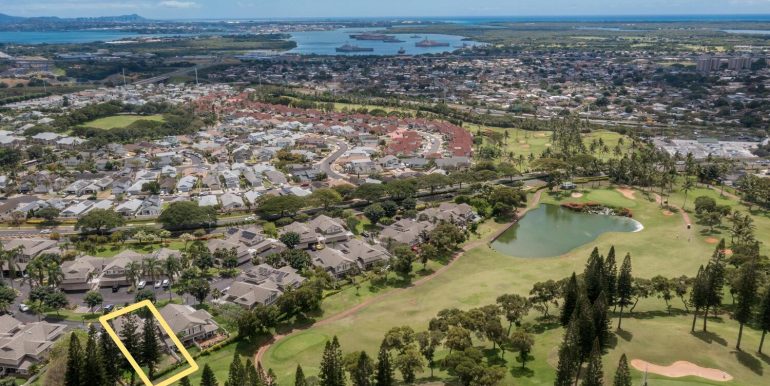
[615,329,633,342]
[732,350,763,376]
[511,365,535,378]
[691,330,728,346]
[530,320,560,334]
[758,352,770,366]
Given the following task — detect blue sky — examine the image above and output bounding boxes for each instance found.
[3,0,770,19]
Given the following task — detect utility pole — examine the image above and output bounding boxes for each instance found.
[122,68,127,88]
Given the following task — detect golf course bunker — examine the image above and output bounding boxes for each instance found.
[491,204,643,258]
[630,359,733,382]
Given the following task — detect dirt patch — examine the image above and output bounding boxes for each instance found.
[662,210,674,216]
[519,144,530,149]
[616,187,636,200]
[571,192,584,198]
[705,237,720,244]
[630,359,733,382]
[722,249,733,255]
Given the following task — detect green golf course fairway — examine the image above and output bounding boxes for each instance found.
[262,187,770,386]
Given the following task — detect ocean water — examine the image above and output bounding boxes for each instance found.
[288,27,481,56]
[0,30,173,44]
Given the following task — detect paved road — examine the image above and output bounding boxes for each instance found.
[318,139,349,181]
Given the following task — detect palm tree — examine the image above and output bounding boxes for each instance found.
[126,261,142,288]
[681,178,694,210]
[46,260,63,287]
[163,256,181,284]
[26,257,47,288]
[143,258,161,284]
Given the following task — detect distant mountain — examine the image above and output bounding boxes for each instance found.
[0,13,149,25]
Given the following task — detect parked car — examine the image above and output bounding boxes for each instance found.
[137,280,147,289]
[18,303,29,312]
[40,229,51,234]
[162,279,170,289]
[112,285,119,293]
[154,281,162,289]
[103,304,114,313]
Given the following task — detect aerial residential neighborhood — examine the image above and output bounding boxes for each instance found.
[2,2,770,386]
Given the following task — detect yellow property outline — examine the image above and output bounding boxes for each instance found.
[99,300,199,386]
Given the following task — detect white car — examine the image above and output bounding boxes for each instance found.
[162,279,170,288]
[154,281,162,289]
[39,229,51,234]
[18,303,29,312]
[137,281,147,289]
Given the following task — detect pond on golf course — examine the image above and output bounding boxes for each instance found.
[491,204,643,258]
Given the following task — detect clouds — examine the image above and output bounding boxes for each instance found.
[158,1,200,9]
[5,0,770,19]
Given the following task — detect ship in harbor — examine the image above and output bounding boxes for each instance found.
[350,33,403,42]
[415,38,450,48]
[336,44,375,53]
[410,35,422,38]
[397,47,406,55]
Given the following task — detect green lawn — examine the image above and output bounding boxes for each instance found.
[466,124,633,167]
[82,114,165,130]
[261,187,769,386]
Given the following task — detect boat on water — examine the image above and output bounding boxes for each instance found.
[415,38,450,48]
[410,35,422,38]
[350,33,398,41]
[336,44,375,53]
[397,47,406,55]
[382,37,405,43]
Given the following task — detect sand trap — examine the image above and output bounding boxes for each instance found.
[631,359,733,382]
[571,192,584,198]
[722,249,733,255]
[662,210,674,216]
[616,187,636,200]
[705,237,719,244]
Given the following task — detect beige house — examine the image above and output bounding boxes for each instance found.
[220,281,282,309]
[0,315,66,376]
[158,304,220,346]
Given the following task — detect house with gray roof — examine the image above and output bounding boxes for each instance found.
[0,315,66,376]
[158,304,220,346]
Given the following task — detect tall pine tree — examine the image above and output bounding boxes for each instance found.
[703,241,727,332]
[554,319,580,386]
[584,247,606,304]
[616,253,633,330]
[294,364,307,386]
[64,333,83,386]
[82,324,105,386]
[245,360,263,386]
[561,273,579,327]
[759,285,770,354]
[200,364,218,386]
[604,246,618,309]
[180,377,192,386]
[319,336,345,386]
[580,340,603,386]
[141,317,161,379]
[592,292,610,349]
[613,354,632,386]
[225,353,245,386]
[375,343,394,386]
[352,351,374,386]
[734,260,758,350]
[99,326,121,386]
[690,265,708,332]
[120,314,141,386]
